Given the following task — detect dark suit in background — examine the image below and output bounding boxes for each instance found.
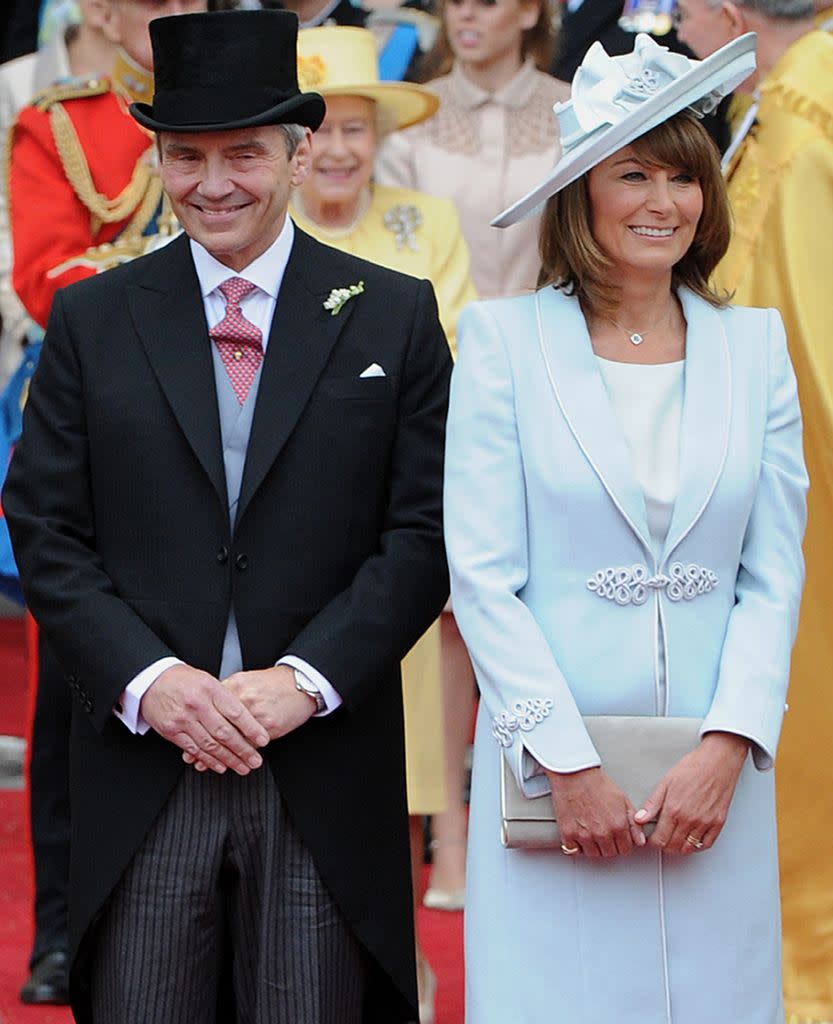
[0,0,39,64]
[553,0,730,152]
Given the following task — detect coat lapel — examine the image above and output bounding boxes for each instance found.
[660,288,731,563]
[536,287,731,563]
[236,229,357,526]
[127,234,227,508]
[536,287,653,554]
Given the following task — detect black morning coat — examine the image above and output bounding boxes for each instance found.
[3,227,452,1022]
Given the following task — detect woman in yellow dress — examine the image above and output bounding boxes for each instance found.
[292,26,477,1022]
[293,27,476,354]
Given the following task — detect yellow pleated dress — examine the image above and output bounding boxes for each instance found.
[714,30,833,1023]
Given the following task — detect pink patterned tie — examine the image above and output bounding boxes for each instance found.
[209,277,263,406]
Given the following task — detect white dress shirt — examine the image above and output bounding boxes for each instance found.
[115,216,342,734]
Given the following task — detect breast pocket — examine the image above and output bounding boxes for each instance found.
[317,376,393,401]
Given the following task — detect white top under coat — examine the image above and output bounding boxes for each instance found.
[595,356,685,555]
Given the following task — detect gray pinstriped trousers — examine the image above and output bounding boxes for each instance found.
[89,764,366,1023]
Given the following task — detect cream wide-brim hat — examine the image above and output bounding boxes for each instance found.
[492,32,757,228]
[297,26,438,133]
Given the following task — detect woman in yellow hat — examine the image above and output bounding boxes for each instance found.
[291,25,477,1023]
[292,26,476,353]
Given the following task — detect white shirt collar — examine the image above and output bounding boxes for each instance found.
[189,215,295,300]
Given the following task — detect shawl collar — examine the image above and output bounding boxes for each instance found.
[660,287,730,563]
[535,286,731,563]
[127,229,357,529]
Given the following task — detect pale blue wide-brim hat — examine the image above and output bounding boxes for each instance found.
[491,32,757,228]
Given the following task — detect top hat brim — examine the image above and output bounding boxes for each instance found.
[491,34,757,228]
[130,91,326,134]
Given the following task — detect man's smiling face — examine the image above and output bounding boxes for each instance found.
[159,125,311,271]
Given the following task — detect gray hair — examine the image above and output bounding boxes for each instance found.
[276,123,307,157]
[724,0,813,17]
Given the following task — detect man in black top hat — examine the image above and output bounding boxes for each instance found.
[3,9,451,1023]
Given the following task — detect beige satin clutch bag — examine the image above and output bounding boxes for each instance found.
[500,715,703,849]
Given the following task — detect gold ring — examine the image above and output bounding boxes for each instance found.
[685,834,704,849]
[560,843,580,856]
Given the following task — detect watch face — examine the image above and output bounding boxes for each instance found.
[295,672,325,712]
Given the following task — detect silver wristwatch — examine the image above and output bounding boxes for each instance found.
[293,669,326,714]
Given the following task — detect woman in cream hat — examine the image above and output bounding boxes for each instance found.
[445,32,807,1022]
[291,25,476,1023]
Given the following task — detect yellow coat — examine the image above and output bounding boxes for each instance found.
[714,30,833,1024]
[291,183,477,814]
[291,183,477,357]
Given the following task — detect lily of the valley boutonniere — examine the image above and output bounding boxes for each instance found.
[323,281,365,316]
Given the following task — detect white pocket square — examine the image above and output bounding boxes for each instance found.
[359,363,386,379]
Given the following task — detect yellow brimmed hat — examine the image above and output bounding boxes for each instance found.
[297,26,438,132]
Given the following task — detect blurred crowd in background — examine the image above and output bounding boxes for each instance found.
[0,1,831,1022]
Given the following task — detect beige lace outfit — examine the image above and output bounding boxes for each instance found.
[376,59,568,299]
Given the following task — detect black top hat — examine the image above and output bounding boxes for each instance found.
[130,10,325,134]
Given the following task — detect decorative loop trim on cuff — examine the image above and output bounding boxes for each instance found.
[492,698,554,748]
[586,562,718,606]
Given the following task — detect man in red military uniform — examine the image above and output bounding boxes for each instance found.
[9,3,208,332]
[6,0,204,1005]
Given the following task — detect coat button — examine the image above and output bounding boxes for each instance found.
[217,546,229,565]
[83,698,93,713]
[235,554,248,571]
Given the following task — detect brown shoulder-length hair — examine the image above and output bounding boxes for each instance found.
[417,0,555,83]
[537,111,732,316]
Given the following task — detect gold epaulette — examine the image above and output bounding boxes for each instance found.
[32,77,110,112]
[46,91,156,234]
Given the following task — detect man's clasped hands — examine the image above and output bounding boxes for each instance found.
[140,664,314,776]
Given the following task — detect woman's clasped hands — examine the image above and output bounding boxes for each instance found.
[545,731,750,860]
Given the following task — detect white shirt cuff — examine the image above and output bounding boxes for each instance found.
[114,656,184,735]
[277,655,342,716]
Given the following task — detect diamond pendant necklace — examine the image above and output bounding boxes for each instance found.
[608,308,674,346]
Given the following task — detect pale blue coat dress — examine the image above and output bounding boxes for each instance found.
[444,286,808,1024]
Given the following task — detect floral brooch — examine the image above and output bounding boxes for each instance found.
[384,204,423,252]
[323,281,365,316]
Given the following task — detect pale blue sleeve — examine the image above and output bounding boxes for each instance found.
[702,309,808,769]
[444,302,600,789]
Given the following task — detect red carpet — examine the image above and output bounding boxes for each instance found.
[0,789,464,1024]
[0,791,72,1024]
[0,617,465,1024]
[0,617,28,738]
[419,874,465,1024]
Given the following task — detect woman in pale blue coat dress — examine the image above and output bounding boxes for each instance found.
[445,33,808,1024]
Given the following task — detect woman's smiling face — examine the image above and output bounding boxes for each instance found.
[586,145,704,282]
[303,96,377,208]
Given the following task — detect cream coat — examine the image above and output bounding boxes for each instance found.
[445,286,808,1023]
